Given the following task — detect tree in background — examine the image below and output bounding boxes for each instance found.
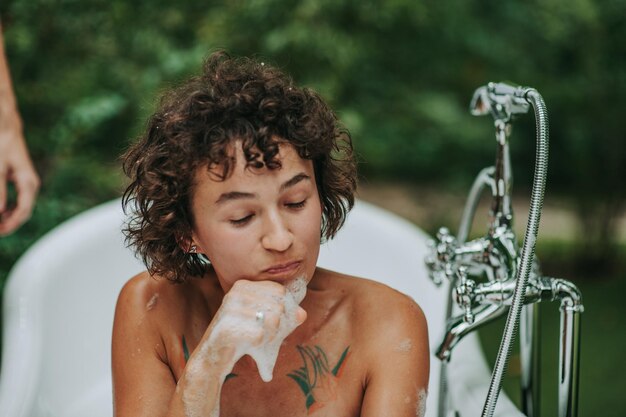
[1,0,624,282]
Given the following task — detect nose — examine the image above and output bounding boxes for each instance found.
[261,211,293,252]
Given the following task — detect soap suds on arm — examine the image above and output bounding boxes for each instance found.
[394,338,413,352]
[146,293,159,311]
[182,275,308,417]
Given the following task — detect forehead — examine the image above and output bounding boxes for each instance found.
[193,143,315,197]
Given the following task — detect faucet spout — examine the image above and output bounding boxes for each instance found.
[436,274,554,362]
[436,303,508,361]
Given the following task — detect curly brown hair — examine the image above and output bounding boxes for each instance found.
[122,51,357,282]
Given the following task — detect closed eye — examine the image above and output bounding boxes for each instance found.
[230,214,254,226]
[286,200,306,209]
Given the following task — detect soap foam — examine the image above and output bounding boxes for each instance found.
[184,275,308,417]
[416,389,427,417]
[394,338,413,352]
[246,274,308,381]
[146,293,159,311]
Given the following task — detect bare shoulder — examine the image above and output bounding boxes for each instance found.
[116,271,159,309]
[116,271,176,319]
[321,271,430,398]
[112,271,196,384]
[321,270,426,328]
[113,271,191,343]
[112,274,196,415]
[319,269,428,356]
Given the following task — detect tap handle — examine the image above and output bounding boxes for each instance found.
[425,227,458,286]
[455,266,476,324]
[470,82,531,122]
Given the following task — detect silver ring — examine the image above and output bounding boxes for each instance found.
[255,311,265,323]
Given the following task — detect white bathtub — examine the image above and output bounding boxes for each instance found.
[0,199,521,417]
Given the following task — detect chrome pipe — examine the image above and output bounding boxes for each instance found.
[438,168,495,417]
[559,306,581,417]
[481,88,549,417]
[458,166,495,243]
[491,120,514,229]
[551,279,584,417]
[437,280,455,417]
[520,303,541,417]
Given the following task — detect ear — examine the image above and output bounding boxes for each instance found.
[186,240,205,254]
[176,232,203,254]
[183,235,211,265]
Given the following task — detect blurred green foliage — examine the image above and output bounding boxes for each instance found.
[1,0,625,283]
[1,2,625,415]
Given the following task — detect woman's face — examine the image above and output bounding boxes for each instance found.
[190,143,322,293]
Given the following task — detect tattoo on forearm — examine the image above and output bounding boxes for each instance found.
[287,345,350,413]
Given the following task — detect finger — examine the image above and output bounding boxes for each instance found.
[227,291,284,314]
[0,207,25,236]
[261,309,282,330]
[295,307,307,325]
[0,166,6,213]
[0,174,39,235]
[212,314,262,345]
[239,279,287,296]
[233,282,287,306]
[258,310,282,346]
[14,170,39,219]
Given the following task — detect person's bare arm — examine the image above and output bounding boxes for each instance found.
[112,275,306,417]
[359,289,430,417]
[112,275,236,417]
[112,275,187,417]
[0,24,39,235]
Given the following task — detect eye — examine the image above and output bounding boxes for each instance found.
[230,214,254,226]
[286,199,306,209]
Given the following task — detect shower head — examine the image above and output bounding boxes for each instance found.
[470,82,531,122]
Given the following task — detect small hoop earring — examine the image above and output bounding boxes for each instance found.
[189,245,197,254]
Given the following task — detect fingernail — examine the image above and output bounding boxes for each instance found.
[297,307,307,324]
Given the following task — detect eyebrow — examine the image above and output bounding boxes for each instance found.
[280,172,311,192]
[215,172,311,204]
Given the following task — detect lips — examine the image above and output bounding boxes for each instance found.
[264,261,301,275]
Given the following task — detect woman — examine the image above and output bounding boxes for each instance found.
[112,52,429,417]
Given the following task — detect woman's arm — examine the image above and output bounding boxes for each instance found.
[0,23,39,235]
[112,275,306,417]
[111,276,215,417]
[359,290,430,417]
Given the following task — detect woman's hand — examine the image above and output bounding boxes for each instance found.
[178,279,307,417]
[208,280,307,357]
[0,28,40,235]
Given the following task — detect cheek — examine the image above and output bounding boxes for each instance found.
[301,206,323,275]
[195,221,249,268]
[200,227,258,286]
[203,227,252,260]
[300,202,323,244]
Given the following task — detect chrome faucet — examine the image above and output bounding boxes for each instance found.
[425,82,584,417]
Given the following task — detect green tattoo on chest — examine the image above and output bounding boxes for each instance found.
[287,345,351,413]
[182,335,190,362]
